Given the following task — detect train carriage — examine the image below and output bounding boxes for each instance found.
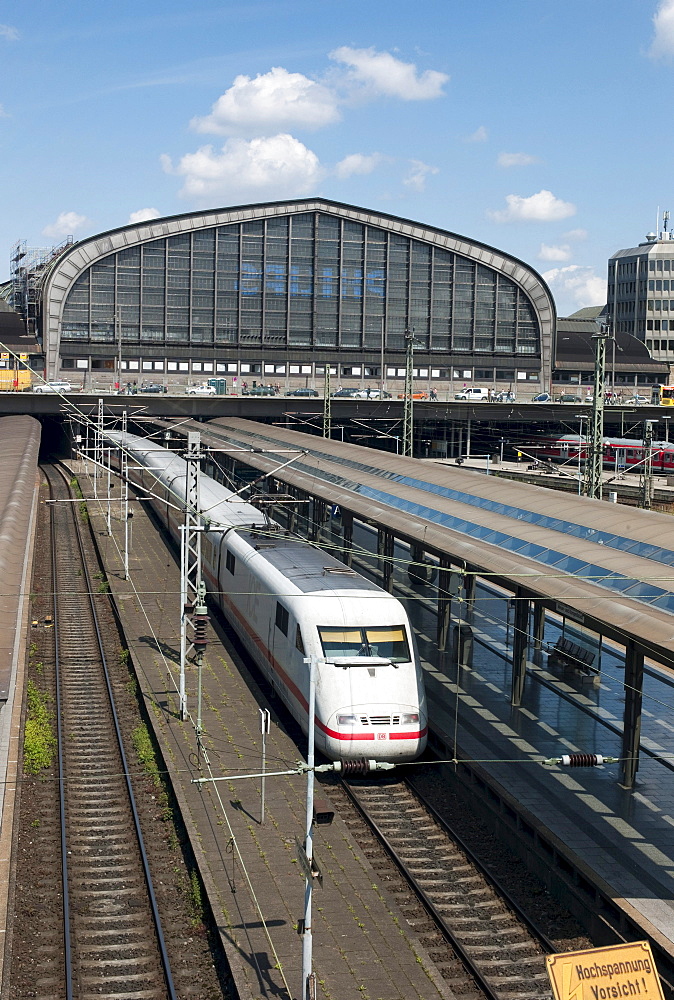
[106,431,427,763]
[532,434,674,473]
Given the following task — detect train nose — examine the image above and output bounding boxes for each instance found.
[322,705,427,762]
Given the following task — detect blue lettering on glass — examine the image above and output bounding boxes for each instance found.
[265,262,286,295]
[342,266,362,298]
[290,264,313,297]
[240,261,261,296]
[320,266,337,298]
[366,268,385,297]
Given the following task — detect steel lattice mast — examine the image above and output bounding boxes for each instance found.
[322,362,331,439]
[402,328,415,457]
[639,420,655,510]
[179,430,203,720]
[584,325,609,499]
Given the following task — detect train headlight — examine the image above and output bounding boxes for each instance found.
[337,714,358,726]
[401,713,420,724]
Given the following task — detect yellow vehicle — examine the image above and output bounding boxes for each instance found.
[0,369,32,391]
[658,385,674,406]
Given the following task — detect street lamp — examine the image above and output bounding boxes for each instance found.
[663,416,671,444]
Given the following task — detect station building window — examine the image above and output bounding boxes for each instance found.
[57,210,541,366]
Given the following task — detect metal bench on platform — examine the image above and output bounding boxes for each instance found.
[548,635,598,680]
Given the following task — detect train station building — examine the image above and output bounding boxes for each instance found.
[18,198,557,393]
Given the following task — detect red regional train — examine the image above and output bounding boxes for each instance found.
[531,434,674,472]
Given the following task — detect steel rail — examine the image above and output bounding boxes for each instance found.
[50,494,73,1000]
[48,463,178,1000]
[405,775,558,954]
[341,775,553,1000]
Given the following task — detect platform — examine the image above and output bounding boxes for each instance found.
[74,462,451,1000]
[404,571,674,959]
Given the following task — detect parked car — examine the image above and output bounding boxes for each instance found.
[331,388,360,398]
[353,388,392,399]
[139,382,167,393]
[33,380,73,393]
[532,392,551,402]
[454,387,490,401]
[556,393,583,403]
[243,385,276,396]
[286,387,319,397]
[625,394,649,405]
[185,383,216,395]
[397,391,428,400]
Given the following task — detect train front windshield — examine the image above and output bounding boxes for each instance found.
[318,626,410,662]
[662,386,674,405]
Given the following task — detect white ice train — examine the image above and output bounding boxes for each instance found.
[108,432,427,762]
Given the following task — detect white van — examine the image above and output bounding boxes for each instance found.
[454,386,490,401]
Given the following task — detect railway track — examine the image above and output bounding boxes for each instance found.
[340,774,555,1000]
[44,464,176,1000]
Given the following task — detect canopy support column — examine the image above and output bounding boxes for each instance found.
[511,589,529,707]
[620,640,644,789]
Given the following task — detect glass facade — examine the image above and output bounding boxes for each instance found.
[61,211,540,357]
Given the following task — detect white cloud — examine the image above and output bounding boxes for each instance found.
[42,211,89,238]
[128,208,161,224]
[164,133,322,204]
[334,152,381,179]
[563,228,588,241]
[650,0,674,58]
[330,46,448,100]
[497,152,538,167]
[191,67,340,135]
[489,189,576,223]
[403,159,439,192]
[539,243,572,262]
[465,126,488,143]
[543,265,607,311]
[0,24,19,41]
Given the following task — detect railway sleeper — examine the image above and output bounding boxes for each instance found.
[458,929,532,942]
[463,942,541,956]
[79,956,158,969]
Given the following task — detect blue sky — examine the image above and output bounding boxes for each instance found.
[2,0,674,315]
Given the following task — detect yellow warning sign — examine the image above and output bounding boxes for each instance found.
[547,941,663,1000]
